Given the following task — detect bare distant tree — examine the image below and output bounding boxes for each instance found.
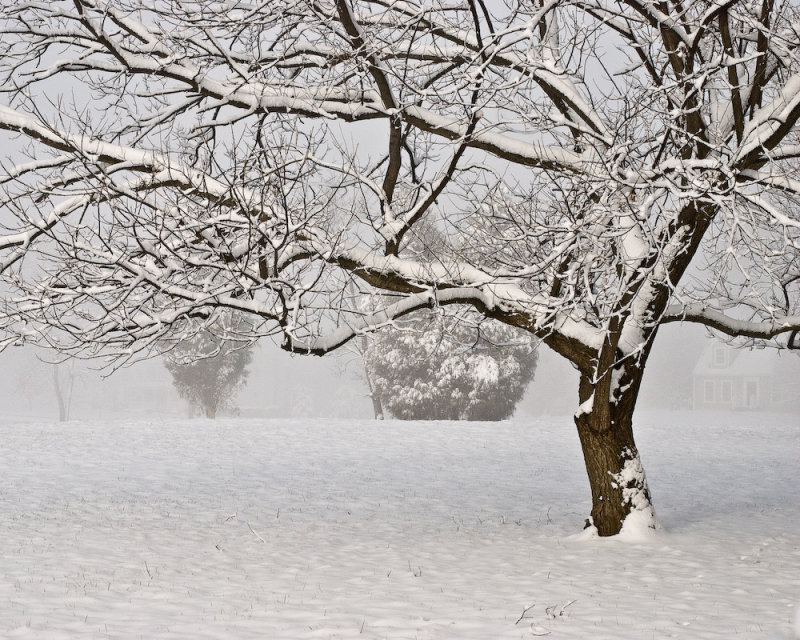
[1,1,800,535]
[52,362,76,422]
[354,333,386,421]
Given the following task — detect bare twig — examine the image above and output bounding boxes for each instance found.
[515,603,535,624]
[247,522,265,543]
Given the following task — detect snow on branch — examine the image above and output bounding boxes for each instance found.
[663,304,800,345]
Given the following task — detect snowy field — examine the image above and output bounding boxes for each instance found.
[1,411,798,639]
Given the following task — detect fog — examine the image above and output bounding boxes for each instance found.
[2,323,796,422]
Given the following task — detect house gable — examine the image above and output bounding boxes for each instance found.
[692,342,800,411]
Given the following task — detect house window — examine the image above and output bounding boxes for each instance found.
[704,380,715,403]
[720,380,732,403]
[712,344,728,368]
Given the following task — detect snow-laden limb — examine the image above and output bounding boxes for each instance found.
[335,245,608,349]
[737,170,800,203]
[283,283,604,356]
[735,72,800,166]
[662,304,800,343]
[0,2,595,175]
[284,289,441,355]
[0,194,89,271]
[331,0,614,143]
[403,106,597,172]
[0,105,281,221]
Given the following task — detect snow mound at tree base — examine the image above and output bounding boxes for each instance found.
[618,505,660,541]
[573,506,660,542]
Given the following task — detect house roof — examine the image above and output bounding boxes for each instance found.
[692,342,800,378]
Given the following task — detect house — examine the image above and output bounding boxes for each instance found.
[692,341,800,412]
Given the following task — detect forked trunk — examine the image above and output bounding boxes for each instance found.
[574,371,655,537]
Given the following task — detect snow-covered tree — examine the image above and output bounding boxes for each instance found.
[364,311,537,420]
[163,315,254,419]
[1,1,800,535]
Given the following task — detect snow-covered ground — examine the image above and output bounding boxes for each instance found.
[1,410,798,639]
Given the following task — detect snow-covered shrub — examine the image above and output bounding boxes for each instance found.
[364,311,537,420]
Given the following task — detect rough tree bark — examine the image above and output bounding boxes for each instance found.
[575,373,653,536]
[558,321,658,536]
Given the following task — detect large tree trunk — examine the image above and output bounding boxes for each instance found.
[574,370,655,537]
